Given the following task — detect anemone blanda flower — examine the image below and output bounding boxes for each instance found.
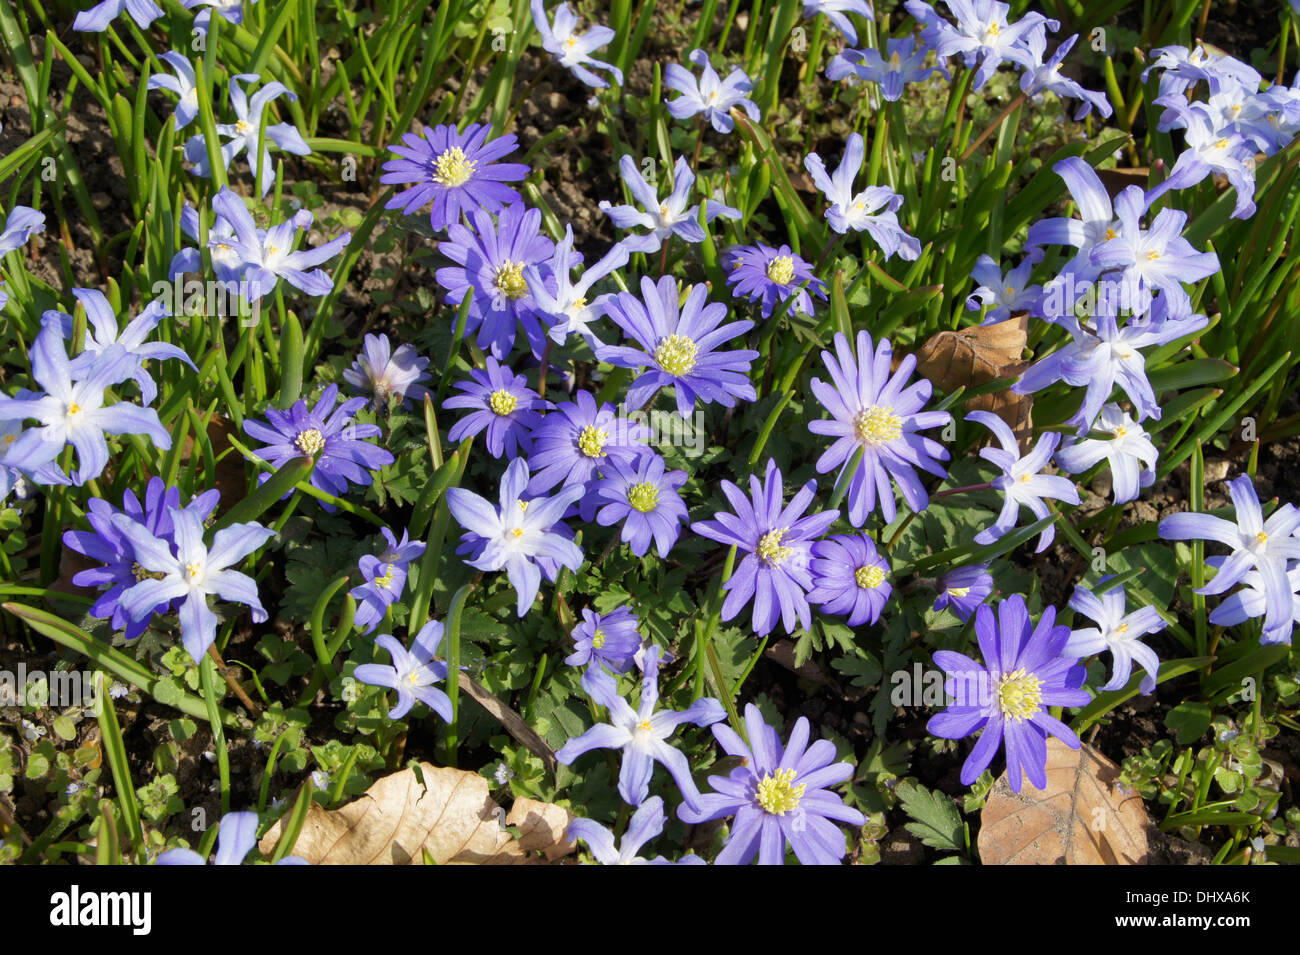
[111,506,275,664]
[381,123,529,232]
[1065,580,1166,695]
[446,457,584,616]
[927,595,1090,792]
[808,534,891,627]
[1158,474,1300,638]
[184,76,309,197]
[968,411,1079,554]
[566,605,643,673]
[664,49,760,134]
[525,225,630,350]
[525,389,651,501]
[343,333,432,411]
[556,646,725,809]
[157,810,305,865]
[933,564,993,620]
[243,384,394,505]
[51,289,195,407]
[723,243,827,318]
[804,133,920,258]
[350,528,426,634]
[443,356,549,460]
[691,458,839,637]
[827,36,948,100]
[210,187,350,302]
[435,202,555,360]
[592,453,689,559]
[0,319,172,485]
[63,478,219,641]
[353,619,452,721]
[530,0,624,89]
[597,276,757,419]
[678,704,866,865]
[1053,403,1157,505]
[598,154,741,255]
[808,330,951,526]
[568,796,705,865]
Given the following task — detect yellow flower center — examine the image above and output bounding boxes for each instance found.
[488,388,518,415]
[295,428,325,455]
[636,719,653,733]
[1146,250,1161,261]
[756,768,805,815]
[628,481,660,513]
[493,260,529,300]
[766,256,795,286]
[1114,426,1128,438]
[889,50,902,68]
[653,334,699,377]
[1256,531,1269,545]
[564,35,579,49]
[184,561,203,580]
[267,244,280,256]
[853,405,902,446]
[235,119,250,134]
[578,424,608,458]
[855,565,886,589]
[1215,137,1230,149]
[374,565,395,589]
[756,528,792,565]
[948,586,971,598]
[1104,228,1119,240]
[518,500,528,512]
[432,146,477,187]
[995,668,1043,723]
[67,403,82,415]
[591,629,606,650]
[511,528,524,538]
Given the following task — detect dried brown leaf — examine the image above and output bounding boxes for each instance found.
[914,314,1032,448]
[257,763,576,865]
[978,738,1151,865]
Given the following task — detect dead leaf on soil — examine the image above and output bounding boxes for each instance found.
[914,314,1033,448]
[978,738,1151,865]
[257,762,576,865]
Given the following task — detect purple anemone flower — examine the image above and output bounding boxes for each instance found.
[598,275,758,419]
[556,646,725,809]
[353,619,453,721]
[691,458,839,637]
[381,123,529,232]
[933,564,994,620]
[678,703,866,865]
[443,356,549,460]
[435,203,555,359]
[927,595,1090,793]
[243,384,395,506]
[808,330,952,526]
[524,389,650,501]
[63,478,219,640]
[350,528,426,634]
[566,606,643,673]
[342,333,432,411]
[723,243,827,318]
[807,534,892,627]
[592,453,689,559]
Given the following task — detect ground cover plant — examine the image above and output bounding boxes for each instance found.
[0,0,1299,867]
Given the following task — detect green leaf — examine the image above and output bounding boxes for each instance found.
[895,781,964,853]
[1164,701,1212,745]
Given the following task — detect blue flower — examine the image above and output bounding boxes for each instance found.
[932,564,993,620]
[568,796,705,865]
[965,254,1042,325]
[157,810,305,865]
[73,0,163,32]
[1020,34,1112,119]
[803,0,874,45]
[184,75,309,196]
[598,276,758,418]
[350,528,426,634]
[1053,404,1157,505]
[592,453,689,559]
[827,36,947,100]
[1065,580,1166,695]
[525,226,630,350]
[147,52,200,131]
[664,49,760,134]
[903,0,1058,91]
[530,0,623,89]
[724,243,827,318]
[967,410,1079,553]
[353,620,453,721]
[598,155,741,254]
[808,534,891,627]
[524,389,650,502]
[556,646,725,809]
[446,457,585,616]
[804,133,920,257]
[342,334,432,411]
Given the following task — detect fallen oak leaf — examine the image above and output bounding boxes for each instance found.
[257,762,576,865]
[914,313,1033,449]
[977,738,1150,865]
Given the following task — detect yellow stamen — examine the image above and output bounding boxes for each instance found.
[432,146,477,187]
[756,768,805,815]
[756,528,792,565]
[628,481,660,513]
[295,428,325,455]
[855,565,886,589]
[489,388,518,415]
[853,406,902,447]
[654,334,699,377]
[374,565,395,589]
[591,629,606,650]
[995,668,1043,723]
[493,260,528,300]
[578,424,608,458]
[766,255,795,286]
